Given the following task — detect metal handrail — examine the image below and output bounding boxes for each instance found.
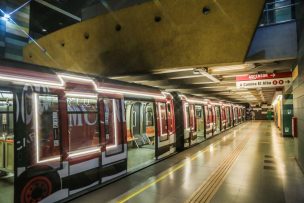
[260,0,298,26]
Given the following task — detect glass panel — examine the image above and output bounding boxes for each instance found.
[260,0,295,26]
[0,91,14,203]
[67,97,97,112]
[159,103,168,141]
[185,104,190,129]
[67,97,99,153]
[204,106,209,125]
[195,105,204,138]
[104,99,123,156]
[146,106,154,127]
[215,107,221,133]
[37,95,60,161]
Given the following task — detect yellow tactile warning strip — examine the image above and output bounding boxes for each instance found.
[186,133,251,203]
[117,123,249,203]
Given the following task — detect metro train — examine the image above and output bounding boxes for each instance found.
[0,60,246,203]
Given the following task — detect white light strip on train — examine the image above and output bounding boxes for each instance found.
[65,92,98,98]
[187,99,208,104]
[96,87,166,100]
[0,74,64,88]
[34,93,60,163]
[58,73,93,83]
[68,147,101,158]
[106,99,118,149]
[57,73,166,99]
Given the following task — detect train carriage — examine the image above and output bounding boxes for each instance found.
[0,59,246,203]
[0,60,176,203]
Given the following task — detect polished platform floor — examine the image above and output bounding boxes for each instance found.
[70,121,304,203]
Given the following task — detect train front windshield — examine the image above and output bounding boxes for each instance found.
[0,91,14,203]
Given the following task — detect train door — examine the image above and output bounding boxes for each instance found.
[157,102,174,158]
[234,107,238,125]
[100,98,126,182]
[0,90,14,203]
[226,107,231,128]
[209,106,214,137]
[125,100,155,171]
[195,105,205,142]
[65,96,100,194]
[183,102,191,147]
[221,107,226,131]
[132,103,141,138]
[214,106,221,135]
[158,101,175,158]
[189,104,197,146]
[204,105,212,138]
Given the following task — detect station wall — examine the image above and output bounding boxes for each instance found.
[294,0,304,169]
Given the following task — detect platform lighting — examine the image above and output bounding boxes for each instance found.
[193,68,220,83]
[211,65,247,73]
[1,13,10,21]
[272,95,282,106]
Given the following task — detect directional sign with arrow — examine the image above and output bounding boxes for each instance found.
[236,72,292,89]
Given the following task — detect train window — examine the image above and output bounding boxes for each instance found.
[67,97,99,153]
[204,106,209,124]
[103,99,123,156]
[146,105,154,127]
[195,106,202,118]
[0,91,13,135]
[159,103,168,141]
[185,104,190,129]
[167,103,171,114]
[0,91,14,171]
[36,94,60,162]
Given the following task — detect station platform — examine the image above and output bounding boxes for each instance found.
[70,121,304,203]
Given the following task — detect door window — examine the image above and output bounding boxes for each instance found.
[28,93,61,163]
[67,97,99,155]
[0,91,14,169]
[185,103,190,129]
[159,103,168,141]
[103,98,123,156]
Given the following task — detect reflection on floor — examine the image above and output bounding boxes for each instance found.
[71,121,304,203]
[197,135,206,143]
[127,147,155,171]
[0,173,14,203]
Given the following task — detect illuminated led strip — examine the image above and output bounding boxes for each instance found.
[34,93,60,163]
[188,99,208,105]
[57,73,166,99]
[0,74,64,88]
[179,94,209,105]
[96,87,166,100]
[65,92,98,98]
[68,147,101,158]
[106,99,118,149]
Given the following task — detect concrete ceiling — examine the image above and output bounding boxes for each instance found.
[109,59,295,104]
[23,0,265,76]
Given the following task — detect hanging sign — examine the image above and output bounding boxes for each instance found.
[236,72,292,89]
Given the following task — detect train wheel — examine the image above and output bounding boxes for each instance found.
[21,176,52,203]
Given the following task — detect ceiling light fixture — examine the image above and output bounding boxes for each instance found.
[193,68,220,83]
[211,65,247,72]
